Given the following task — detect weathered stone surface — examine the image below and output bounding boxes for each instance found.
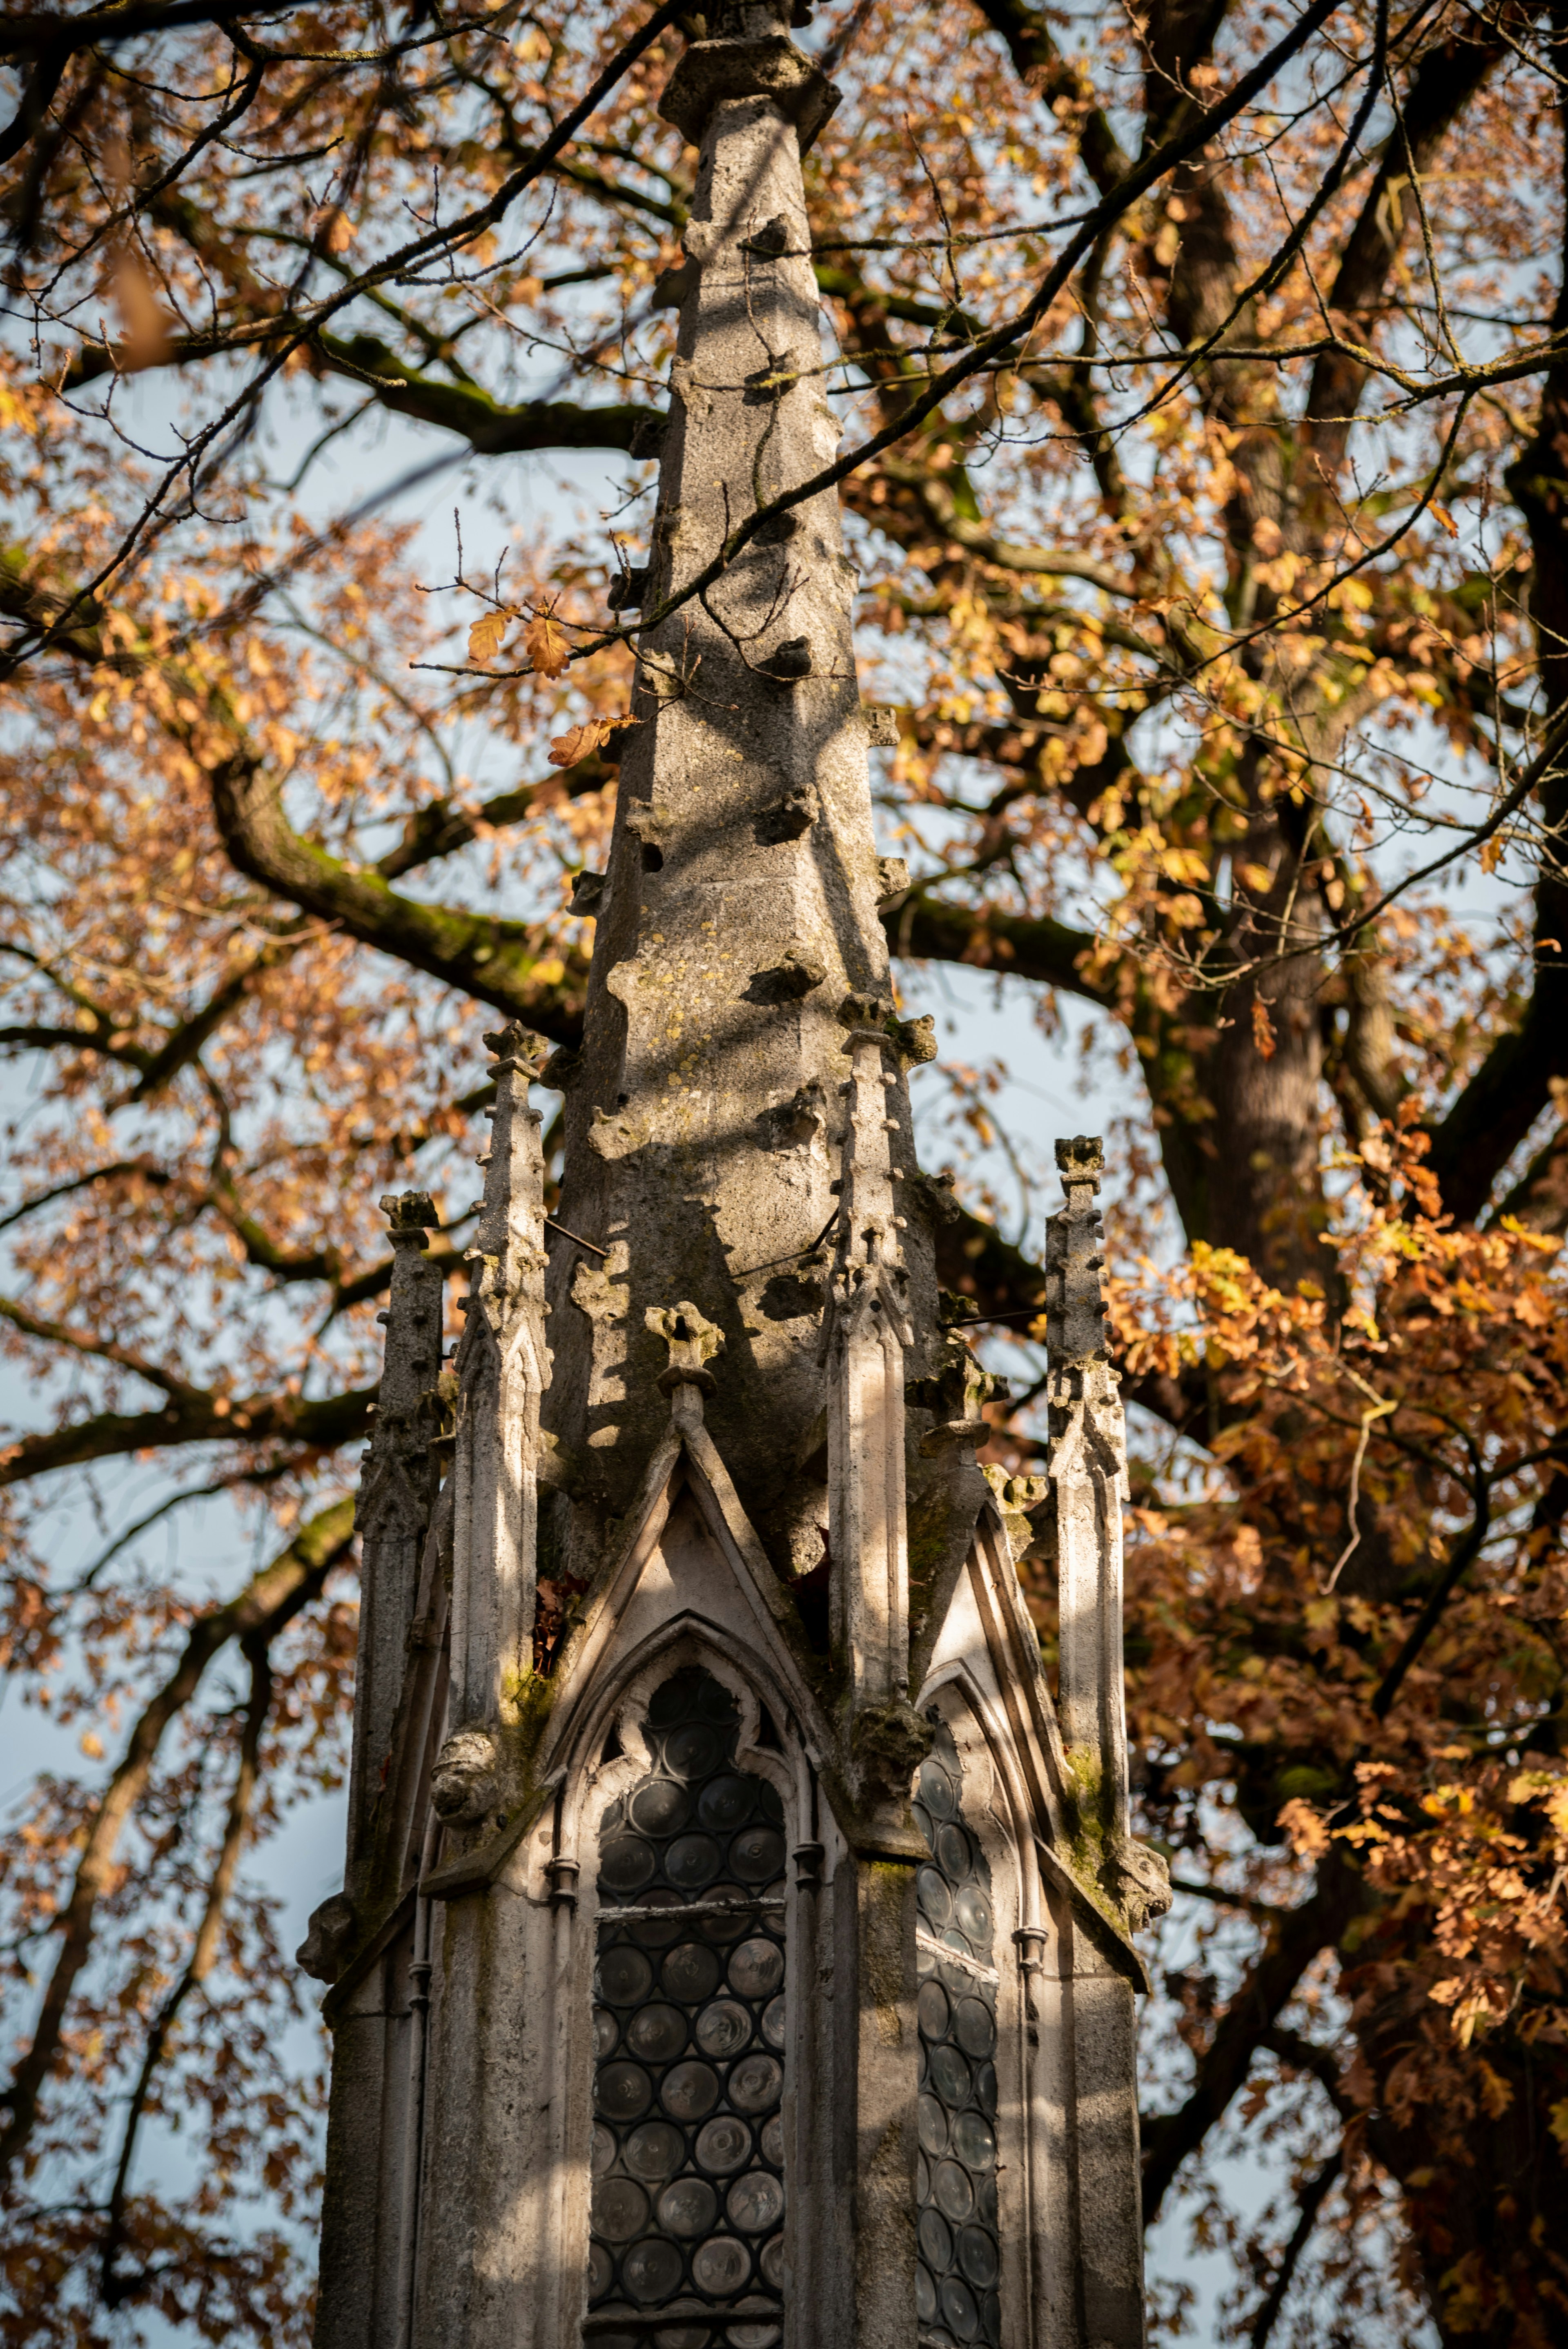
[546,46,940,1584]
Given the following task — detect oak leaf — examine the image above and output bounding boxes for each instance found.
[468,610,512,665]
[524,610,571,678]
[548,714,637,768]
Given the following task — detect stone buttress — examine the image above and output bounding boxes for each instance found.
[304,12,1170,2349]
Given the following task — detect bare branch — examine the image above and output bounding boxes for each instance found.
[0,1497,355,2183]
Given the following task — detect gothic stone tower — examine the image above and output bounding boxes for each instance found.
[301,12,1172,2347]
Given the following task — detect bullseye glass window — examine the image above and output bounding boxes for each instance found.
[913,1722,1001,2349]
[588,1668,788,2349]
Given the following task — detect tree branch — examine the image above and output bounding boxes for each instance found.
[0,550,590,1038]
[0,1380,373,1488]
[967,0,1134,194]
[375,753,620,881]
[1370,1484,1492,1718]
[1303,18,1506,481]
[0,0,323,60]
[64,326,661,459]
[207,746,588,1036]
[882,888,1112,1002]
[0,1291,205,1402]
[99,1633,272,2306]
[1141,1851,1363,2223]
[1247,2149,1343,2349]
[0,1498,355,2183]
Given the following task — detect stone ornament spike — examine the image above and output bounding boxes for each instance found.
[831,993,909,1281]
[332,1188,447,1924]
[1045,1133,1113,1370]
[1043,1135,1169,1935]
[364,1190,444,1458]
[440,1022,551,1801]
[824,995,920,1717]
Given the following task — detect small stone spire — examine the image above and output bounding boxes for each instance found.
[824,994,915,1710]
[1044,1138,1138,1856]
[343,1191,445,1895]
[434,1024,550,1826]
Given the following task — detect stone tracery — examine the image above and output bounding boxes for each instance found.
[589,1668,788,2347]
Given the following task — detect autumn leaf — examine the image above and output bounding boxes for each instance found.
[1277,1798,1331,1859]
[1251,997,1277,1060]
[112,247,172,369]
[548,713,637,768]
[524,610,571,678]
[1431,501,1459,537]
[468,610,512,665]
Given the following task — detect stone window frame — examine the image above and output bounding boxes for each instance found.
[915,1666,1052,2349]
[549,1626,831,2349]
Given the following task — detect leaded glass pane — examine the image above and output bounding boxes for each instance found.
[913,1722,1001,2349]
[588,1668,786,2349]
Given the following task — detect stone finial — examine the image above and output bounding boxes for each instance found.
[443,1018,550,1752]
[344,1187,448,1913]
[482,1021,548,1076]
[837,989,895,1040]
[362,1193,446,1481]
[646,1302,725,1396]
[830,996,910,1287]
[380,1189,440,1238]
[1056,1132,1103,1191]
[836,993,935,1070]
[471,1030,548,1320]
[824,1001,919,1718]
[1045,1133,1112,1371]
[1044,1133,1144,1921]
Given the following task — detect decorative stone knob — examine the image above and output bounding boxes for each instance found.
[430,1726,500,1823]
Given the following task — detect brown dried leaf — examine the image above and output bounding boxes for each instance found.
[547,714,636,768]
[1251,997,1277,1060]
[524,610,571,678]
[468,610,511,665]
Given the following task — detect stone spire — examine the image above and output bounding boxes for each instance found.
[307,20,1165,2349]
[433,1022,550,1827]
[1045,1136,1168,1930]
[1044,1135,1125,1781]
[824,993,915,1710]
[545,0,939,1591]
[345,1191,444,1895]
